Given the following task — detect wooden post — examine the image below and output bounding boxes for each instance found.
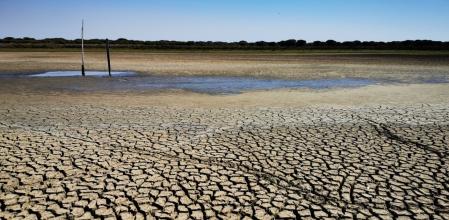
[81,20,85,76]
[106,38,111,77]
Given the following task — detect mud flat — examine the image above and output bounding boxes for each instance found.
[1,51,449,81]
[1,82,449,219]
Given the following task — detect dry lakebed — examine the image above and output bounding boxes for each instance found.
[0,51,448,219]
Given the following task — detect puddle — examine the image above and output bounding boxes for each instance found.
[129,76,377,94]
[30,71,136,77]
[1,71,447,94]
[36,73,378,94]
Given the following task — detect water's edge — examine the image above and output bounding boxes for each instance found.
[1,71,448,94]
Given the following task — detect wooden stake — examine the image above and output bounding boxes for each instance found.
[81,19,85,76]
[106,38,111,77]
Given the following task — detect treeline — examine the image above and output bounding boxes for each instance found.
[1,37,449,50]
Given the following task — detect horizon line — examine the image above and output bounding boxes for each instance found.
[2,36,449,44]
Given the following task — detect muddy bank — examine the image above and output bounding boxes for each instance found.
[1,83,448,108]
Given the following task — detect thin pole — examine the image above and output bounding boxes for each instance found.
[81,19,85,76]
[106,38,111,77]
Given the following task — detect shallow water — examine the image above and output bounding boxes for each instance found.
[30,71,136,77]
[128,76,377,94]
[28,71,377,93]
[1,71,447,94]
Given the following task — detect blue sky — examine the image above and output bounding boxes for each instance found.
[1,0,448,42]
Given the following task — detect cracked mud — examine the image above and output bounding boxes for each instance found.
[1,102,448,219]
